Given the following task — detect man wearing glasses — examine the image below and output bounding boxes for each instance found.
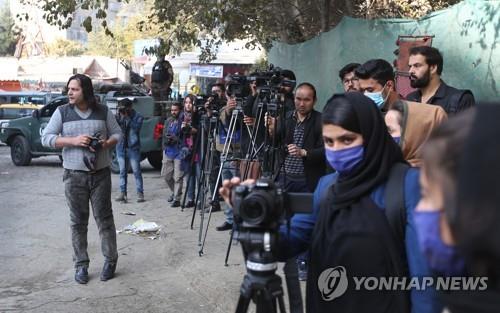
[339,63,361,92]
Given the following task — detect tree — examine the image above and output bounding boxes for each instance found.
[47,38,86,56]
[0,4,20,56]
[33,0,460,62]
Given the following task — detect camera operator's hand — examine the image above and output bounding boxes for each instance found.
[219,177,256,207]
[225,97,237,112]
[250,81,257,97]
[265,112,276,134]
[243,115,255,126]
[204,99,213,117]
[288,144,307,157]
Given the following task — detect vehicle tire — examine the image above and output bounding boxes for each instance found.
[11,136,32,166]
[147,151,162,170]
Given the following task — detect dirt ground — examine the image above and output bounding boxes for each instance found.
[0,145,301,313]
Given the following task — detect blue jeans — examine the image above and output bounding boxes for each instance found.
[117,149,144,194]
[221,158,239,224]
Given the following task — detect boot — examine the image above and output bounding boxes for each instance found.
[115,192,127,203]
[137,192,145,203]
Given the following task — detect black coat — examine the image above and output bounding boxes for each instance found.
[283,109,326,191]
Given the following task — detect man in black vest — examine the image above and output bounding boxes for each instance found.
[407,46,475,114]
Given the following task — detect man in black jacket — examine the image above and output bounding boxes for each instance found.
[406,46,475,114]
[269,82,326,192]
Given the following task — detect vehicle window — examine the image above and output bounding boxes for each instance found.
[0,96,8,104]
[28,96,46,105]
[41,98,68,117]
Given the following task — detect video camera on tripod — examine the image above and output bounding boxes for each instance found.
[230,178,312,313]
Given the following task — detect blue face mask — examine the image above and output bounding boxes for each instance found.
[393,136,401,145]
[364,84,389,109]
[325,145,364,175]
[413,210,466,276]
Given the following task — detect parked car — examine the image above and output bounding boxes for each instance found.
[0,103,40,121]
[0,91,55,106]
[0,85,163,172]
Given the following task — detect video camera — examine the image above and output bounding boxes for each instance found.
[231,178,312,230]
[194,93,224,114]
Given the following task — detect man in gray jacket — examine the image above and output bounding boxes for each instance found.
[42,74,122,284]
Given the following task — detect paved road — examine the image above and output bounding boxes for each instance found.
[0,145,262,313]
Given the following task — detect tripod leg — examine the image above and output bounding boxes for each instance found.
[224,229,234,266]
[235,294,252,313]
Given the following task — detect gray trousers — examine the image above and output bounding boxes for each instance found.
[64,168,118,268]
[161,156,185,201]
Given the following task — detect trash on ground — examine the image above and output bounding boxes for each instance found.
[121,211,137,216]
[117,218,161,239]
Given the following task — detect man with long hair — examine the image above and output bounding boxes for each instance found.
[42,74,122,284]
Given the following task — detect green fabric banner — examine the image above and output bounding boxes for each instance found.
[269,0,500,109]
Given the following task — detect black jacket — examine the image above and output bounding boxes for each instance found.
[283,109,326,191]
[406,80,475,115]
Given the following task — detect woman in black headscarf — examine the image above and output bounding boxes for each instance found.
[444,103,500,312]
[220,93,441,313]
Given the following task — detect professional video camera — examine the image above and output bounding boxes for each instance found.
[195,93,224,114]
[231,178,312,313]
[226,74,251,98]
[248,65,296,93]
[232,178,312,229]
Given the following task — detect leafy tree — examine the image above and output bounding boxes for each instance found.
[47,38,86,56]
[0,4,20,56]
[33,0,461,62]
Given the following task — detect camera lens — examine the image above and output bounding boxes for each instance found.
[240,191,273,226]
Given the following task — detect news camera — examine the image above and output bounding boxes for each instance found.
[231,178,312,230]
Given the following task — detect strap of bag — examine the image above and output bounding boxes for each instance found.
[384,162,410,249]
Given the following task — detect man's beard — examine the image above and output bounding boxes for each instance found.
[410,68,431,88]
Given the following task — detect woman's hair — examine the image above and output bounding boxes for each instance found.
[183,95,196,108]
[295,82,317,101]
[66,74,98,110]
[322,94,361,133]
[421,108,476,230]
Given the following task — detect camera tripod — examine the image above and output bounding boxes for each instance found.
[234,230,287,313]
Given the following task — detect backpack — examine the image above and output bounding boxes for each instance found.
[321,163,410,249]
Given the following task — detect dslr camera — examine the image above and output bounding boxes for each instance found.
[231,178,312,229]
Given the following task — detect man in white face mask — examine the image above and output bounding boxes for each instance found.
[355,59,400,112]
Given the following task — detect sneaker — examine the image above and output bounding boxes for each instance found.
[115,192,127,203]
[171,200,181,208]
[185,200,195,208]
[137,192,145,203]
[216,221,233,231]
[167,195,174,203]
[75,266,89,284]
[100,262,116,281]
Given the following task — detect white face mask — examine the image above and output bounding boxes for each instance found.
[364,83,390,109]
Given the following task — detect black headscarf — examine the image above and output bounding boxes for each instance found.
[445,103,500,313]
[328,92,405,209]
[456,103,500,282]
